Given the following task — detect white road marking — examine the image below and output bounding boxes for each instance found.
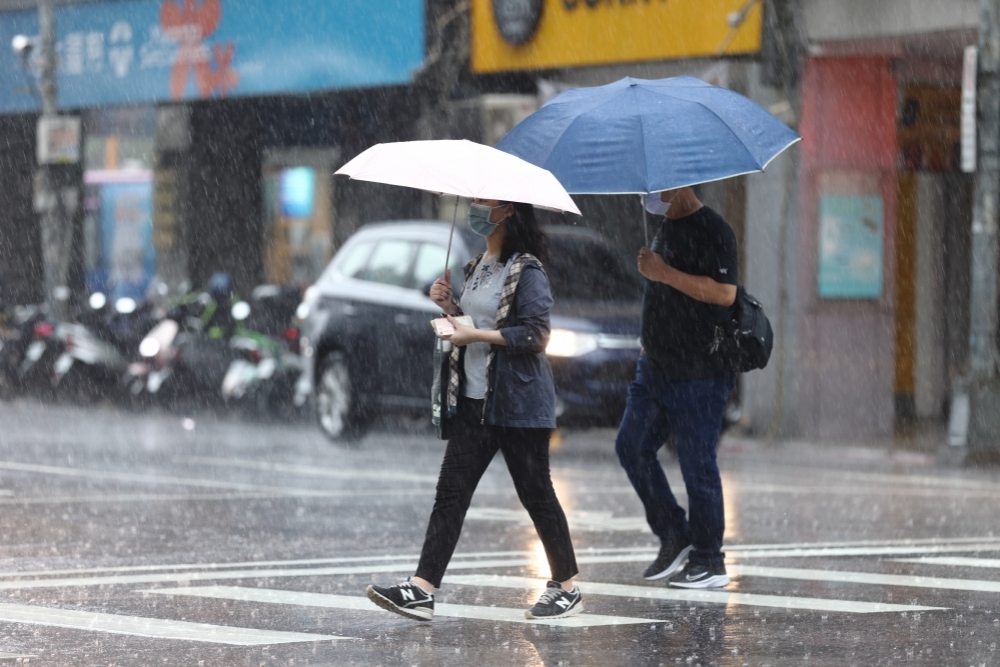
[0,461,426,499]
[0,603,348,645]
[185,456,438,484]
[0,460,330,496]
[0,559,534,591]
[0,653,37,659]
[728,565,1000,593]
[894,556,1000,569]
[444,575,947,614]
[0,488,427,506]
[3,536,994,579]
[142,585,661,627]
[728,544,1000,559]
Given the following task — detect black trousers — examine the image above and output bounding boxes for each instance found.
[415,397,579,588]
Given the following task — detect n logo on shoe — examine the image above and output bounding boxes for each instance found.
[401,588,415,602]
[556,598,571,609]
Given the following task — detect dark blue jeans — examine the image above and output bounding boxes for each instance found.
[615,355,734,567]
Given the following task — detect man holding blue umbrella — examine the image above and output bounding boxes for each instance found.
[496,74,800,588]
[620,185,738,589]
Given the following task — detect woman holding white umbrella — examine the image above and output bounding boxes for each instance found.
[366,196,582,622]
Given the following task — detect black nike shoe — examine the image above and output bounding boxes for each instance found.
[525,580,583,620]
[643,541,693,580]
[366,579,435,621]
[667,561,730,589]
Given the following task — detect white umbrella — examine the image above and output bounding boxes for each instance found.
[335,140,581,270]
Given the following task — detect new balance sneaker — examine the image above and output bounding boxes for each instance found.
[643,541,693,580]
[366,579,435,621]
[667,561,730,589]
[525,581,583,620]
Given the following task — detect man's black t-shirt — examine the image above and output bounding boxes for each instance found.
[642,205,738,382]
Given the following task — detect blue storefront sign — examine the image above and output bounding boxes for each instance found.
[0,0,424,113]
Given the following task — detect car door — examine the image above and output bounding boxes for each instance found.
[356,237,419,400]
[391,241,468,402]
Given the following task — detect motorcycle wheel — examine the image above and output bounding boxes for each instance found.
[55,365,100,405]
[316,351,370,443]
[115,375,150,412]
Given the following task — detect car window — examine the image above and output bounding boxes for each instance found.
[413,243,467,293]
[548,235,643,302]
[336,240,374,280]
[364,240,415,287]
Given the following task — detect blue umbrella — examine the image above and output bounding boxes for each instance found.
[496,75,800,196]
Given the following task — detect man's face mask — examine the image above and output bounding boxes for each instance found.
[644,193,671,216]
[468,203,503,237]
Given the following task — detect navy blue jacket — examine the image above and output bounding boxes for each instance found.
[457,256,557,429]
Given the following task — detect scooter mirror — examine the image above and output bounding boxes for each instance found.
[89,292,107,310]
[115,297,137,314]
[231,301,251,321]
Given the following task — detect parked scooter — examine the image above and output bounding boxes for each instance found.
[0,305,50,399]
[220,287,304,419]
[124,273,239,411]
[51,292,160,404]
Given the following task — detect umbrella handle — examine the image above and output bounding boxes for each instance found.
[444,195,458,277]
[642,196,649,246]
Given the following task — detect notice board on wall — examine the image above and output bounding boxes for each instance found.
[817,194,884,299]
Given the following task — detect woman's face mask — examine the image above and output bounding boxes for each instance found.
[468,203,503,237]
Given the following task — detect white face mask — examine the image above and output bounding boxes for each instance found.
[644,193,670,216]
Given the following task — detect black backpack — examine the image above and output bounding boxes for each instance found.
[710,287,773,373]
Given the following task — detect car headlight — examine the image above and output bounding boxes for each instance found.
[546,329,598,357]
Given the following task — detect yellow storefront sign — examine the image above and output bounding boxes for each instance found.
[472,0,762,73]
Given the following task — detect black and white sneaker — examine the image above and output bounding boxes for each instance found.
[525,581,583,620]
[667,562,730,589]
[366,579,435,621]
[643,542,693,580]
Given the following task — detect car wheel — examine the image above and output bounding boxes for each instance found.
[316,351,369,442]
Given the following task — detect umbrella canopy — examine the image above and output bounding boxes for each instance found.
[335,139,581,215]
[495,76,801,195]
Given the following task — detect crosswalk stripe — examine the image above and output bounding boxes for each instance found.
[5,536,994,580]
[893,557,1000,569]
[142,586,662,628]
[0,603,349,645]
[2,548,998,594]
[443,575,947,614]
[729,565,1000,593]
[0,559,528,591]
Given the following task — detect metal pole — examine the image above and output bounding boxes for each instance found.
[970,0,1000,381]
[37,0,68,319]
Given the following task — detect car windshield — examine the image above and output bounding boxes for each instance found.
[547,234,643,303]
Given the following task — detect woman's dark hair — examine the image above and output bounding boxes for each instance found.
[499,202,551,265]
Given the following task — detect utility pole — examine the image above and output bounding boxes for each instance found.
[955,0,1000,455]
[31,0,78,320]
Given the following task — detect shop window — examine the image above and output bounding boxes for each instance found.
[262,162,335,286]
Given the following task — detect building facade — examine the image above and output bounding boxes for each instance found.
[468,0,981,443]
[0,0,427,302]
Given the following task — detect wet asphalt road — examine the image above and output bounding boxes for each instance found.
[0,400,997,665]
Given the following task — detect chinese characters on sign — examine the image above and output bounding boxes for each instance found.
[0,0,424,112]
